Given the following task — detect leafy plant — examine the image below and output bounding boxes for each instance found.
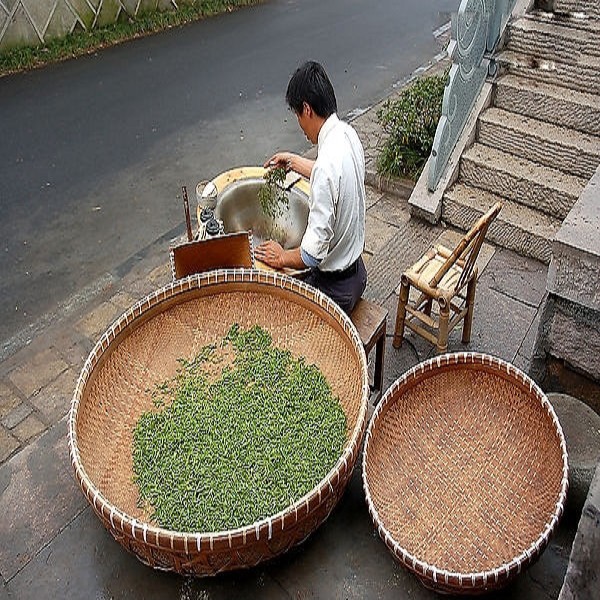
[376,71,448,181]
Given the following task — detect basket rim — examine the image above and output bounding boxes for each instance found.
[68,268,369,550]
[361,352,569,590]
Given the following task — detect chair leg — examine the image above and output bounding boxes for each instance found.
[393,280,410,348]
[437,298,450,354]
[462,276,477,344]
[372,326,386,403]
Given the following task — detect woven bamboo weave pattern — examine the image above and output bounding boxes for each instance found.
[69,270,369,576]
[362,354,568,594]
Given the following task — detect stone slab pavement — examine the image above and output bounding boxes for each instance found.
[0,55,592,599]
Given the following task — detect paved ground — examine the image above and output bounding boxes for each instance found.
[0,56,584,599]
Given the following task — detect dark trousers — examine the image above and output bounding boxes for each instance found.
[304,256,367,314]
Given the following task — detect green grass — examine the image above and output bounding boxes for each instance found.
[0,0,262,76]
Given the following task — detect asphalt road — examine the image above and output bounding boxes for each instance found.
[0,0,455,355]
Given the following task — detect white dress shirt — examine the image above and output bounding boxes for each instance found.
[300,113,366,272]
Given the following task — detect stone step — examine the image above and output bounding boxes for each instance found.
[508,14,600,63]
[443,183,560,263]
[460,144,586,220]
[494,74,600,136]
[478,107,600,180]
[529,8,600,35]
[497,49,600,95]
[536,0,600,19]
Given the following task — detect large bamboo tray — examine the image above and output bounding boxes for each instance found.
[68,270,369,576]
[362,353,568,594]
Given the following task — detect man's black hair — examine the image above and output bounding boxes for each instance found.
[286,61,337,118]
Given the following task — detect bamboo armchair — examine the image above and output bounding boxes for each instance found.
[393,202,502,353]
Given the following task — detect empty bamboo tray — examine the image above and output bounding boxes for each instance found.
[68,270,369,576]
[362,353,568,594]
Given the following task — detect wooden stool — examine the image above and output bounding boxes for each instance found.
[350,298,388,403]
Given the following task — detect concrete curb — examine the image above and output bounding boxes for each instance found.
[558,461,600,599]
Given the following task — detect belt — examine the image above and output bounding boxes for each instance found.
[317,258,359,281]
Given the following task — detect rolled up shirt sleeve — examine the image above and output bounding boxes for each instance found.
[300,247,321,267]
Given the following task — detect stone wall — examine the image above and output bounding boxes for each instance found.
[0,0,191,52]
[532,166,600,409]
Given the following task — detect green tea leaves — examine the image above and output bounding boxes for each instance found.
[258,167,289,219]
[132,324,346,533]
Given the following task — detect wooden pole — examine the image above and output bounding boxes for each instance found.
[182,186,193,241]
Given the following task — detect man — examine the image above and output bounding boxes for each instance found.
[255,61,367,314]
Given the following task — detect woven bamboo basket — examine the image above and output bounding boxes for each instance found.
[362,353,568,595]
[68,269,369,576]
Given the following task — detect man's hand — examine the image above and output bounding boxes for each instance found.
[264,153,293,173]
[255,240,286,269]
[264,153,314,180]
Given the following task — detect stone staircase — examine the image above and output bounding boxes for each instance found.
[442,0,600,264]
